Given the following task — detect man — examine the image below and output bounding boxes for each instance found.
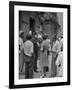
[31,32,39,72]
[51,36,60,77]
[33,37,39,72]
[56,45,63,77]
[19,31,24,74]
[23,34,34,79]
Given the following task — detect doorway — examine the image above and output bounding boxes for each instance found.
[29,18,35,34]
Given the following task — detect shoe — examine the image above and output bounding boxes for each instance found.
[19,72,25,75]
[49,74,56,78]
[40,74,46,78]
[40,74,44,78]
[34,70,39,73]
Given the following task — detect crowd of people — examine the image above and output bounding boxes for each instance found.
[19,30,63,79]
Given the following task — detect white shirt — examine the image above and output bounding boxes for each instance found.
[19,37,23,54]
[23,40,34,56]
[56,51,63,66]
[52,40,60,53]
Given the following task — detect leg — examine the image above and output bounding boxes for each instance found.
[29,59,34,78]
[19,53,24,74]
[34,54,38,72]
[51,54,57,77]
[48,53,52,76]
[25,55,32,79]
[25,62,29,79]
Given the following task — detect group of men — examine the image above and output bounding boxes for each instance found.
[19,30,63,79]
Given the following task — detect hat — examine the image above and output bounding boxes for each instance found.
[29,30,32,35]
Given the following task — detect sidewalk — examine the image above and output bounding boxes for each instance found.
[19,60,51,79]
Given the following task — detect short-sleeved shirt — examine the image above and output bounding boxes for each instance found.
[52,40,60,53]
[23,40,34,57]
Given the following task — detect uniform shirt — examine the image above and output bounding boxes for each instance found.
[23,40,34,57]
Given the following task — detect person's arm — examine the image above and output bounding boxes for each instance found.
[40,47,43,51]
[47,44,51,55]
[40,42,44,52]
[21,43,24,54]
[30,43,34,56]
[21,39,23,51]
[48,44,51,51]
[56,55,60,66]
[56,43,60,53]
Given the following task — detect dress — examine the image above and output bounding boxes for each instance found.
[40,40,50,67]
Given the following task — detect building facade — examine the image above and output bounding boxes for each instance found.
[19,11,63,42]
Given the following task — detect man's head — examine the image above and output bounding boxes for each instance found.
[26,34,32,40]
[43,35,47,40]
[19,31,24,39]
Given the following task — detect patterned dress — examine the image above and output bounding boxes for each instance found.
[40,40,51,67]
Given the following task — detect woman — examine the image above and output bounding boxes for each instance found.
[40,35,50,78]
[46,37,52,76]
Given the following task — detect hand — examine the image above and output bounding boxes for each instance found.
[58,64,61,67]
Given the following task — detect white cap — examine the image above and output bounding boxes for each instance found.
[38,34,42,38]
